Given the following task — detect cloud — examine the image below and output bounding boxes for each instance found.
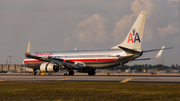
[143,28,153,41]
[157,22,180,44]
[72,14,107,44]
[131,0,155,17]
[173,34,180,44]
[157,22,179,38]
[59,24,63,28]
[173,35,180,44]
[112,0,155,41]
[167,0,179,17]
[112,14,136,41]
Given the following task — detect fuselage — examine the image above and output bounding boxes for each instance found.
[23,49,139,70]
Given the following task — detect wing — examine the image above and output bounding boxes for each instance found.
[25,42,76,69]
[134,46,167,61]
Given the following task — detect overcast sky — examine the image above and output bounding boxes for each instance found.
[0,0,180,66]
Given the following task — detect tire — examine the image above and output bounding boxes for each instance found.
[33,71,37,75]
[88,70,96,76]
[66,70,70,75]
[70,70,74,75]
[66,70,74,75]
[33,69,37,75]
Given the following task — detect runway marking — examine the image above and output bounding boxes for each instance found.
[58,78,71,81]
[121,78,132,83]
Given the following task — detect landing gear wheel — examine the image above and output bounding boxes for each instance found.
[66,70,74,75]
[33,69,37,75]
[88,69,96,76]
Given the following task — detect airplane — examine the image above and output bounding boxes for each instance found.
[23,11,173,75]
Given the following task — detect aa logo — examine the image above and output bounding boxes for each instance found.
[127,29,141,43]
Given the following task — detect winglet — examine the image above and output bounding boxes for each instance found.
[155,46,165,58]
[25,41,30,55]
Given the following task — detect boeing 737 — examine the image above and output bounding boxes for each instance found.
[23,11,172,75]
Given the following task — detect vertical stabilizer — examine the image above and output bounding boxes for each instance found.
[112,11,147,50]
[25,41,30,55]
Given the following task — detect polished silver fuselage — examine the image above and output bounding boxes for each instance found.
[23,49,139,70]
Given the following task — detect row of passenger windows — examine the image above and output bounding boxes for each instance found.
[53,55,114,58]
[26,55,120,59]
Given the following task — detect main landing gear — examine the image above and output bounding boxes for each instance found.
[33,69,37,75]
[64,69,95,76]
[88,69,96,76]
[65,70,74,75]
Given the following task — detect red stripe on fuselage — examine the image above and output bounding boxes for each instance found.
[23,58,118,63]
[24,60,44,63]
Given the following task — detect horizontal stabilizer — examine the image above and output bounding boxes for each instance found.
[134,46,168,61]
[133,58,151,61]
[143,47,173,53]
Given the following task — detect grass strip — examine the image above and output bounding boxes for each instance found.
[0,81,180,101]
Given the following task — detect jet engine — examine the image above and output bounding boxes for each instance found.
[40,62,59,72]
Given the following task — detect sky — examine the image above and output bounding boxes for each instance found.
[0,0,180,66]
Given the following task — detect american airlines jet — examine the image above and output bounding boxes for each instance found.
[23,11,172,75]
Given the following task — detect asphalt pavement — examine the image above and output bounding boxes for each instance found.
[0,73,180,83]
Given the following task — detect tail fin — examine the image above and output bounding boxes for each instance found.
[25,41,30,55]
[112,11,147,50]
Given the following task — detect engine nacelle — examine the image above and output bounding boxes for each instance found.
[40,62,59,73]
[74,61,86,68]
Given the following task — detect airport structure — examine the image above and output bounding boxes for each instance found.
[0,64,22,73]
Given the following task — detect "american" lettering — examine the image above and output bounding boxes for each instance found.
[36,53,53,56]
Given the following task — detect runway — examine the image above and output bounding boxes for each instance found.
[1,73,180,83]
